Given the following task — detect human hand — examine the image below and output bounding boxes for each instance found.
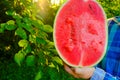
[64,63,95,79]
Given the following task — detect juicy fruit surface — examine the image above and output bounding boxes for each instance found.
[54,0,107,67]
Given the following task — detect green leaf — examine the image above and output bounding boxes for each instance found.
[1,23,6,28]
[24,44,31,53]
[6,11,22,20]
[37,30,48,38]
[13,13,22,19]
[29,34,36,43]
[7,20,15,25]
[16,19,23,28]
[32,20,44,29]
[0,28,4,33]
[26,55,35,66]
[36,37,47,45]
[18,39,28,48]
[15,28,27,39]
[52,57,63,65]
[0,23,5,33]
[5,24,16,30]
[23,23,35,34]
[49,63,55,68]
[23,17,31,23]
[38,52,46,64]
[35,71,42,80]
[48,68,60,80]
[6,20,16,30]
[5,10,16,16]
[14,51,25,66]
[43,25,53,33]
[46,40,54,48]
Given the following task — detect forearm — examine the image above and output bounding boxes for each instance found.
[90,67,105,80]
[104,73,120,80]
[90,67,120,80]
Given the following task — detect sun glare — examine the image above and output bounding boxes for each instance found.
[33,0,38,3]
[51,0,61,5]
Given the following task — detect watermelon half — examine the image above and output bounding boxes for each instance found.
[53,0,107,67]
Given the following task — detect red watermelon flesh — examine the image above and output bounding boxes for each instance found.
[54,0,107,67]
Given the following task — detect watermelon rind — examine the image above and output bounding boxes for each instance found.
[53,0,108,67]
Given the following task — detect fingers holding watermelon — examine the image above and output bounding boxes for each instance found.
[64,63,95,79]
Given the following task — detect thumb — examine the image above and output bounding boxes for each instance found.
[63,63,80,78]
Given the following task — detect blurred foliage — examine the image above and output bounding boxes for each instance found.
[97,0,120,18]
[0,0,120,80]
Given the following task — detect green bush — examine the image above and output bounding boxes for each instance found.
[97,0,120,18]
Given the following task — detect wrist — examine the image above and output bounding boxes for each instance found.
[88,67,95,79]
[90,67,106,80]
